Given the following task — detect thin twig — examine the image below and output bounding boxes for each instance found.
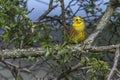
[56,62,83,80]
[106,48,120,80]
[38,0,58,21]
[60,0,67,37]
[56,64,92,80]
[1,60,30,73]
[115,69,120,77]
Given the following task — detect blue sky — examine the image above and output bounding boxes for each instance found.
[27,0,109,21]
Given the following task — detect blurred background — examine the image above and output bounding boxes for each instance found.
[27,0,109,21]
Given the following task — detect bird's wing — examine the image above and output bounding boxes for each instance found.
[69,27,78,38]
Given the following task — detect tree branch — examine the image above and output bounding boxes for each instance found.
[37,0,58,21]
[54,44,120,80]
[0,48,45,59]
[70,44,120,53]
[106,48,120,80]
[1,60,30,73]
[84,1,115,47]
[85,44,120,52]
[60,0,67,38]
[56,63,92,80]
[0,44,120,59]
[60,0,66,27]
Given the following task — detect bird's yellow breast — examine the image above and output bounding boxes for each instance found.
[72,22,85,31]
[69,16,86,43]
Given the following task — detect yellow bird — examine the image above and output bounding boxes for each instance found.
[69,16,86,43]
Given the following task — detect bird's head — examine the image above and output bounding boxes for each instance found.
[73,16,84,24]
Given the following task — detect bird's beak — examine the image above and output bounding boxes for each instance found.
[77,21,81,24]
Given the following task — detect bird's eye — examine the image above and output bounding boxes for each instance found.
[76,19,78,21]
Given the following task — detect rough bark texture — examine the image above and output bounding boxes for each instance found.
[84,2,115,47]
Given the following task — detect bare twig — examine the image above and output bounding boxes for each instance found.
[38,0,58,21]
[60,0,66,26]
[1,60,30,73]
[60,0,67,37]
[115,69,120,77]
[16,60,21,80]
[56,63,92,80]
[56,62,82,80]
[106,48,120,80]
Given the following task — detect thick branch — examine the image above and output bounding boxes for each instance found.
[0,48,45,59]
[84,1,115,46]
[85,44,120,52]
[0,44,120,59]
[70,44,120,53]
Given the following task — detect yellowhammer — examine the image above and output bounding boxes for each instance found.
[69,16,86,43]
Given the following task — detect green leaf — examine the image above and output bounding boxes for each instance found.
[45,47,51,57]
